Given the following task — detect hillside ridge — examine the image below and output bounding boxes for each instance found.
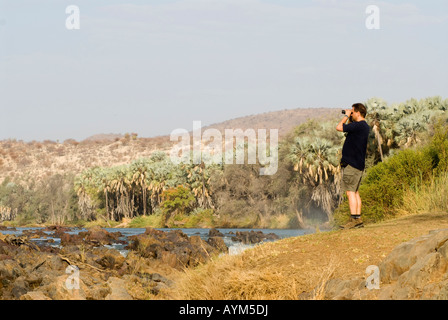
[0,107,339,183]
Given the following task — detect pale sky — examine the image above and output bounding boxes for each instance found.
[0,0,447,141]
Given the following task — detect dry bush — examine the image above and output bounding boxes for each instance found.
[18,158,32,167]
[309,257,339,300]
[8,151,18,161]
[63,139,79,146]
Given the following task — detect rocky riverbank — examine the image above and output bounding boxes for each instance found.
[4,214,448,300]
[156,212,448,300]
[0,226,229,300]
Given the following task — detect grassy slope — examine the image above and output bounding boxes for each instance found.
[157,211,448,300]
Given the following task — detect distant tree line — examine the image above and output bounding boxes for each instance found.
[0,96,447,226]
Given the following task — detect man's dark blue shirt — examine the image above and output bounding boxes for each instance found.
[342,120,370,171]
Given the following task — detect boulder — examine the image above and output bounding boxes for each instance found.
[105,277,133,300]
[127,228,228,270]
[308,229,448,300]
[59,227,124,246]
[379,229,448,284]
[79,226,123,246]
[34,274,89,300]
[22,229,49,239]
[0,237,16,257]
[320,277,366,300]
[231,230,280,244]
[19,291,51,300]
[150,273,174,295]
[11,276,29,299]
[0,259,22,284]
[45,225,72,239]
[60,233,84,246]
[207,237,228,253]
[1,234,40,251]
[208,228,224,237]
[44,225,71,233]
[93,247,126,270]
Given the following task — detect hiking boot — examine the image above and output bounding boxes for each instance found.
[353,218,364,228]
[339,217,364,230]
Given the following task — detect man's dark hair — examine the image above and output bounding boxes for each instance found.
[352,103,367,118]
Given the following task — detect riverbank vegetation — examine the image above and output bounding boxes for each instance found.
[0,96,447,229]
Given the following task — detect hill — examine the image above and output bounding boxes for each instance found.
[0,107,339,183]
[201,107,340,138]
[83,133,124,142]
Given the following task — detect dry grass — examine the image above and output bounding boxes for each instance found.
[160,247,305,300]
[401,172,448,215]
[310,256,339,300]
[157,211,448,300]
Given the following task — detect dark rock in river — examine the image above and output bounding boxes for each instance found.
[208,228,224,237]
[231,230,280,244]
[127,227,228,270]
[59,226,124,246]
[44,225,71,233]
[0,226,16,231]
[80,226,123,245]
[207,237,228,253]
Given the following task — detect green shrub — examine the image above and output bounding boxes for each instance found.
[161,185,195,216]
[182,208,215,228]
[128,211,165,228]
[427,120,448,174]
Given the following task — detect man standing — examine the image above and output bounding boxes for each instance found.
[336,103,370,229]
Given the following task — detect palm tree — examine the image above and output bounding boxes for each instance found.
[74,168,99,220]
[288,137,340,185]
[130,159,149,215]
[183,161,214,209]
[147,162,169,210]
[365,97,399,162]
[109,166,132,220]
[94,168,113,220]
[287,136,342,221]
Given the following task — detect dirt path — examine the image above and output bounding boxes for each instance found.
[158,212,448,300]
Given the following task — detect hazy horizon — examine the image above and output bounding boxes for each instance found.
[1,0,447,142]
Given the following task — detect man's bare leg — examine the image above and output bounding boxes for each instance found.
[355,191,362,216]
[346,191,358,216]
[341,191,363,228]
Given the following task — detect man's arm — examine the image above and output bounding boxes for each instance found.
[336,110,351,132]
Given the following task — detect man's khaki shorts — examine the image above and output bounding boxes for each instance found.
[341,165,364,193]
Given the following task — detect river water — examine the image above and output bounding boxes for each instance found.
[1,227,316,256]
